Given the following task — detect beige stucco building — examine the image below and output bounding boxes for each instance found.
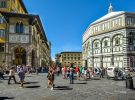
[0,0,51,68]
[55,52,82,67]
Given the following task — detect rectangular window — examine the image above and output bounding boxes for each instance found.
[115,19,118,25]
[0,43,4,52]
[107,22,110,29]
[102,24,105,30]
[98,25,100,31]
[112,20,115,27]
[0,0,7,8]
[126,17,134,25]
[0,29,5,37]
[0,16,4,24]
[118,18,121,26]
[95,26,98,32]
[71,57,73,60]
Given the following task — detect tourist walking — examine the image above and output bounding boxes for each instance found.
[83,67,87,80]
[56,66,60,76]
[8,67,17,84]
[0,66,4,79]
[47,67,55,90]
[18,67,25,88]
[75,66,80,80]
[16,65,20,73]
[70,67,74,84]
[79,66,83,77]
[100,68,105,78]
[62,66,67,79]
[66,67,70,79]
[90,67,94,78]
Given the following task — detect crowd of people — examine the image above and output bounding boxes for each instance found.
[0,64,107,90]
[61,66,106,81]
[0,65,49,88]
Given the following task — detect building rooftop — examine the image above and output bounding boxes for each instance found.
[61,52,82,54]
[20,0,28,13]
[91,11,125,25]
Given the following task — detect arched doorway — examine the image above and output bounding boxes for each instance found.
[14,47,26,65]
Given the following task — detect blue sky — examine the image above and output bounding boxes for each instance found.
[24,0,135,60]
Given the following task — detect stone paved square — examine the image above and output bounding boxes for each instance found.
[0,73,135,100]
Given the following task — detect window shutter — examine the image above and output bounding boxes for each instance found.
[9,25,15,33]
[24,26,29,34]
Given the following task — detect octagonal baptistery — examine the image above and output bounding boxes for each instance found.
[82,4,135,68]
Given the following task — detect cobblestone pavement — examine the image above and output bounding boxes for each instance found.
[0,73,135,100]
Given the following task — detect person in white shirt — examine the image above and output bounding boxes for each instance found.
[17,65,20,73]
[83,67,87,80]
[8,67,17,84]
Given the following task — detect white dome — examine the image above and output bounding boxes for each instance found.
[91,11,125,25]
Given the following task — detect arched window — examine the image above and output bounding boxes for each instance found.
[94,42,98,48]
[104,40,108,47]
[20,22,24,33]
[128,32,134,44]
[16,22,24,33]
[16,22,20,33]
[0,43,4,52]
[113,35,123,46]
[115,38,120,45]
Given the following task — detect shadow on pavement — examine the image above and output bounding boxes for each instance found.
[25,76,34,77]
[91,78,101,80]
[23,82,39,84]
[79,79,91,81]
[54,86,73,90]
[0,97,14,100]
[25,85,40,88]
[74,82,87,84]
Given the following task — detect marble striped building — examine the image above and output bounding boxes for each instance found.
[82,4,135,68]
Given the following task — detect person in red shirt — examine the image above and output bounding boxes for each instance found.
[63,66,67,79]
[76,66,80,80]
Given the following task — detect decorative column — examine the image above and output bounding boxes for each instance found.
[5,43,8,67]
[100,41,103,68]
[90,56,93,68]
[100,55,103,68]
[27,53,31,66]
[123,32,129,68]
[111,39,114,66]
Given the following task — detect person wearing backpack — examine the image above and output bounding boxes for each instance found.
[18,67,25,88]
